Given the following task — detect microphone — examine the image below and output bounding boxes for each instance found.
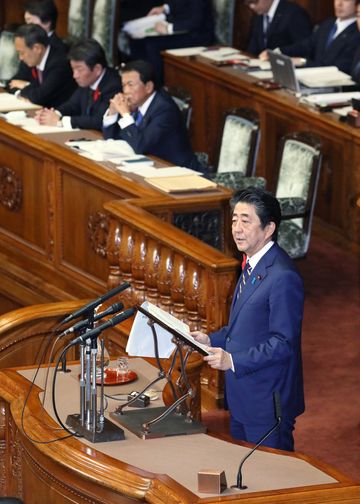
[70,307,136,345]
[60,301,124,336]
[59,282,130,326]
[232,391,282,490]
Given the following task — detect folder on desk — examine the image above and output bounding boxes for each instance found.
[146,174,217,193]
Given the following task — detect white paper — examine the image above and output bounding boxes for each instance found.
[0,92,41,112]
[200,47,242,61]
[300,91,360,106]
[11,116,78,133]
[126,301,210,357]
[248,70,273,80]
[296,67,354,88]
[65,139,135,160]
[166,46,206,57]
[123,14,166,39]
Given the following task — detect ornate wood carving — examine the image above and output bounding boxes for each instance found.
[0,166,22,211]
[88,211,109,258]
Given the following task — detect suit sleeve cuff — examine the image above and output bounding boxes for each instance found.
[61,116,72,129]
[118,112,135,129]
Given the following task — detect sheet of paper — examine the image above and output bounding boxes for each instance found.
[166,46,206,57]
[10,116,78,133]
[248,70,273,80]
[126,301,210,357]
[0,92,41,112]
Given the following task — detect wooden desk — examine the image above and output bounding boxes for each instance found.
[1,359,360,503]
[0,120,235,310]
[163,53,360,249]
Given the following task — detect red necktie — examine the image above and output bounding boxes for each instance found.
[31,67,38,81]
[92,88,100,101]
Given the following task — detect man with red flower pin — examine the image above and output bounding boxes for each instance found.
[36,39,121,131]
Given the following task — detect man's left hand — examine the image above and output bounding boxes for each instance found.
[9,79,30,90]
[204,347,232,370]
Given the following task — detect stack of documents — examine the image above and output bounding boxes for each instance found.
[65,139,135,161]
[0,92,40,112]
[295,67,355,88]
[200,47,242,62]
[146,174,217,193]
[166,47,207,57]
[300,91,360,107]
[123,14,166,38]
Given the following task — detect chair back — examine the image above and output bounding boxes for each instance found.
[217,108,260,176]
[275,132,322,258]
[212,0,236,45]
[91,0,121,67]
[163,85,192,130]
[0,31,19,80]
[67,0,92,42]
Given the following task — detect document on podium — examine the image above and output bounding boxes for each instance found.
[126,301,210,358]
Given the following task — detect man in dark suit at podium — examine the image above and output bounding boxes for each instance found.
[280,0,360,74]
[103,59,202,170]
[35,39,121,131]
[192,187,305,451]
[245,0,312,57]
[9,24,75,107]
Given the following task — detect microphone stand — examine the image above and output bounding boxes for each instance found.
[232,392,282,490]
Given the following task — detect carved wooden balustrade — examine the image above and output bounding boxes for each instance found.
[104,197,240,408]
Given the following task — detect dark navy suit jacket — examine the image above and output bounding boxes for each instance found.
[247,0,312,56]
[351,46,360,83]
[13,45,76,107]
[58,67,121,131]
[210,243,305,426]
[103,89,201,170]
[281,18,360,74]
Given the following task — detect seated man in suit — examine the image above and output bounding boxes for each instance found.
[35,39,121,131]
[245,0,312,57]
[103,59,202,171]
[280,0,360,74]
[9,24,75,107]
[192,187,305,451]
[128,0,214,84]
[24,0,64,50]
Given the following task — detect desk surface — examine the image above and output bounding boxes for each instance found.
[1,362,359,504]
[163,52,360,248]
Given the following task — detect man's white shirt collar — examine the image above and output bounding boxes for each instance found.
[248,241,274,271]
[37,45,50,71]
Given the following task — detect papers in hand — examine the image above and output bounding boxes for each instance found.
[123,14,166,39]
[0,92,41,112]
[126,301,210,358]
[65,139,135,161]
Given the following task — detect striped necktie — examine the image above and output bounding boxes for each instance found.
[239,261,252,296]
[263,14,271,47]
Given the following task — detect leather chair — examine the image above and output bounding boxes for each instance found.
[163,85,192,130]
[91,0,121,67]
[212,0,236,46]
[275,132,323,259]
[66,0,92,45]
[208,108,265,190]
[0,30,19,81]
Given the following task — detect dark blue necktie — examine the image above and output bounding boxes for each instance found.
[238,261,252,297]
[326,23,337,49]
[133,109,143,126]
